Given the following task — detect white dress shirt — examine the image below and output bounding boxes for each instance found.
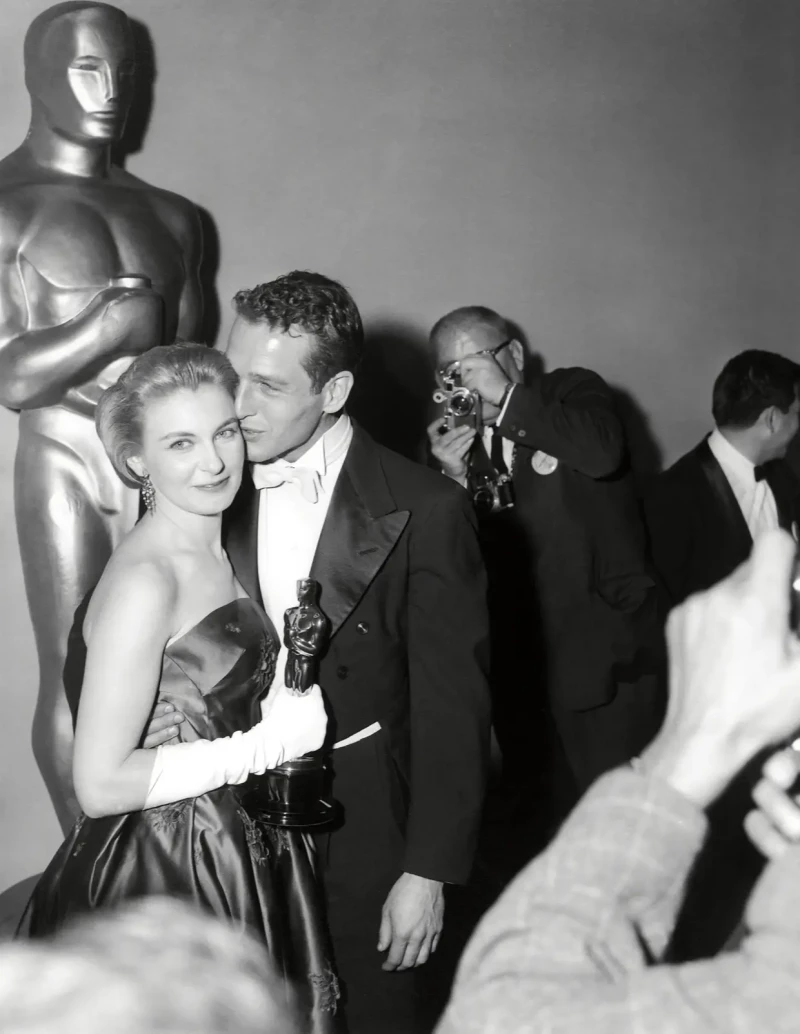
[256,413,353,697]
[707,427,779,540]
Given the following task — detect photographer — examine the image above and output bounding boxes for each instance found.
[428,307,661,806]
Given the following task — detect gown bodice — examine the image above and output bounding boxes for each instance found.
[157,597,278,742]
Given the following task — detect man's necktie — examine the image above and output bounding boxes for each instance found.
[754,465,767,482]
[251,460,321,503]
[490,426,509,476]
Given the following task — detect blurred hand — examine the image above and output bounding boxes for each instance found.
[142,700,185,749]
[457,354,510,406]
[378,873,444,971]
[427,418,476,481]
[642,530,800,809]
[745,748,800,861]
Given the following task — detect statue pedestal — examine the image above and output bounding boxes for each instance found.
[241,755,339,829]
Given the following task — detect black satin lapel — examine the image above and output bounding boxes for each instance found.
[223,476,262,606]
[696,442,752,558]
[310,470,409,637]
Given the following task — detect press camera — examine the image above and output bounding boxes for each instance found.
[471,471,515,514]
[432,361,481,432]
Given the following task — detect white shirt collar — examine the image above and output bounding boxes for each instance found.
[707,427,757,483]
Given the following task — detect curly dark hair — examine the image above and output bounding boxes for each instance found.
[233,271,364,393]
[712,349,800,429]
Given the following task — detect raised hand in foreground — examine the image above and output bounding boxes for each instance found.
[641,529,800,808]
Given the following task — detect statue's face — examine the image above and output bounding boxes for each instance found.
[29,10,135,145]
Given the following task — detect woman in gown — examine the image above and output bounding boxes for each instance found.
[18,343,341,1032]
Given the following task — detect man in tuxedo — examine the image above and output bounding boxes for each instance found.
[428,306,660,806]
[644,349,800,609]
[642,348,800,959]
[209,273,491,1034]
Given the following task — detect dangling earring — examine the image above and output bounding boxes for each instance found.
[141,474,156,512]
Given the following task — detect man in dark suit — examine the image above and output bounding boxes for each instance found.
[644,350,800,610]
[428,306,660,807]
[211,273,491,1034]
[642,349,800,960]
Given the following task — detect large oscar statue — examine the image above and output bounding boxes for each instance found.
[244,579,338,829]
[0,2,204,831]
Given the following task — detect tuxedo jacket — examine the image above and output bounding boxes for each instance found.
[224,423,491,886]
[643,438,800,608]
[481,369,659,712]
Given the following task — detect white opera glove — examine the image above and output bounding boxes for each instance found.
[144,682,328,809]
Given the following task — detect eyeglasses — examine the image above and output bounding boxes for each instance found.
[437,338,513,382]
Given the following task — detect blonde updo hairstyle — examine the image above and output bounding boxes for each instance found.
[95,343,239,489]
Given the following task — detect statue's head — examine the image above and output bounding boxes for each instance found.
[24,2,135,146]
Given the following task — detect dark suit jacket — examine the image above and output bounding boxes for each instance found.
[484,369,659,712]
[643,438,800,608]
[224,423,491,885]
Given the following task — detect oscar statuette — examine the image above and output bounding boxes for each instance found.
[244,579,339,829]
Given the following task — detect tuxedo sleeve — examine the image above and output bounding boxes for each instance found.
[404,486,492,884]
[497,369,624,478]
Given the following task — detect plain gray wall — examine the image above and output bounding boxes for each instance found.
[1,0,798,891]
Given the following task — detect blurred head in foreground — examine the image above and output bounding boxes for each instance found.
[0,896,298,1034]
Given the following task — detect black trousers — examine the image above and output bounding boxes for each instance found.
[316,732,430,1034]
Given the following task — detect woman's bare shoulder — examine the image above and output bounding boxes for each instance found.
[85,536,180,641]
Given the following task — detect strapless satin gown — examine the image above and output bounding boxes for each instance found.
[18,598,341,1032]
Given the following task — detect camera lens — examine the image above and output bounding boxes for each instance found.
[450,389,475,417]
[473,487,494,512]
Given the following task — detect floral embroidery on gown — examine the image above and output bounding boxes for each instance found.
[18,598,341,1033]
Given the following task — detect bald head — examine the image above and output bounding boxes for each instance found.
[430,305,525,423]
[429,306,511,357]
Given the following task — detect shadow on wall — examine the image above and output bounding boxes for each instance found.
[514,319,663,488]
[112,17,221,345]
[610,385,664,489]
[349,320,434,463]
[196,207,222,345]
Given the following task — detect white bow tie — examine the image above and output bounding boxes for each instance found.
[251,460,322,503]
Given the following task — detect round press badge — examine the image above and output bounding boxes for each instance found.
[531,451,558,475]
